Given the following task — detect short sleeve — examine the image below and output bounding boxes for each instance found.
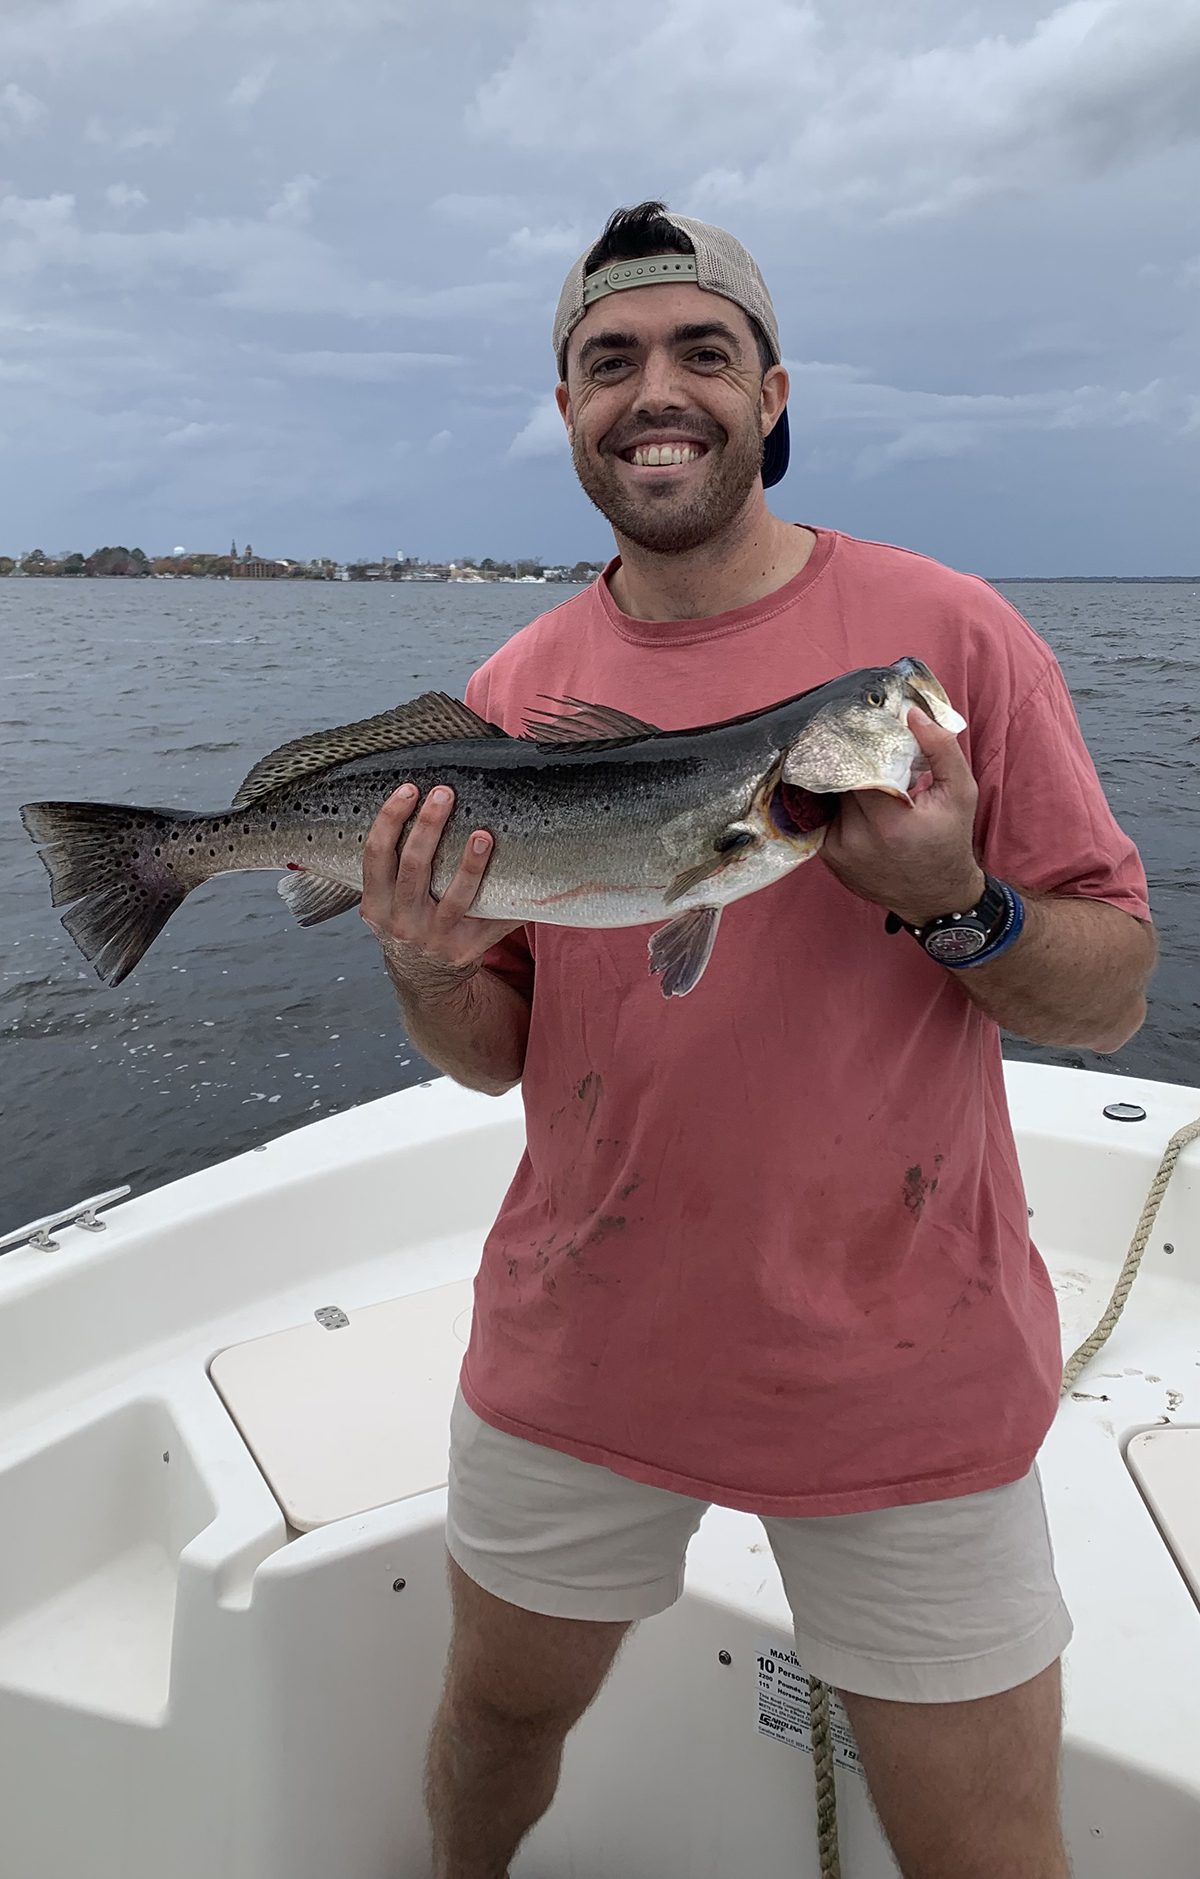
[464,660,537,997]
[973,656,1150,920]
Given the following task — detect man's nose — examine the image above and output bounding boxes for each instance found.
[634,346,687,411]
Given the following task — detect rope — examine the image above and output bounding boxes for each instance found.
[1060,1112,1200,1393]
[809,1107,1200,1879]
[809,1677,841,1879]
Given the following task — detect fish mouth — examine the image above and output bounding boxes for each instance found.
[769,780,836,838]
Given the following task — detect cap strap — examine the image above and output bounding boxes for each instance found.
[582,254,699,306]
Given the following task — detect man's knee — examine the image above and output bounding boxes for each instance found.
[442,1552,632,1738]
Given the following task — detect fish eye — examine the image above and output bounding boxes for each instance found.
[866,687,885,708]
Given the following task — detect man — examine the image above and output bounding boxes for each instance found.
[361,203,1155,1879]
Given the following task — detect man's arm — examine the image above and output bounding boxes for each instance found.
[361,782,531,1096]
[821,708,1156,1055]
[939,892,1155,1054]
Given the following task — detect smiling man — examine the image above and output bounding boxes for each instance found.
[361,203,1156,1879]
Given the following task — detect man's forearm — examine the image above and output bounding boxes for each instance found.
[383,950,530,1096]
[953,893,1156,1054]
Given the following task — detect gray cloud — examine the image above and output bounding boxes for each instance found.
[475,0,1200,221]
[278,349,465,380]
[0,0,1195,570]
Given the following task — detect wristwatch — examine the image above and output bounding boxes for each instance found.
[884,875,1024,968]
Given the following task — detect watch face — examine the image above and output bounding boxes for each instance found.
[926,923,988,963]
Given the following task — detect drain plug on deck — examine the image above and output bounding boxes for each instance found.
[1103,1102,1147,1122]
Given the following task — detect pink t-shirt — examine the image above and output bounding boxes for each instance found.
[457,527,1150,1516]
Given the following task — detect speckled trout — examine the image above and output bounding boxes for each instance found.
[20,656,965,997]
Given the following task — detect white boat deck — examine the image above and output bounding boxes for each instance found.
[0,1062,1197,1878]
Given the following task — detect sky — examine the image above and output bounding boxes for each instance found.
[1,0,1198,575]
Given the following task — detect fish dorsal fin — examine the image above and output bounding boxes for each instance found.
[231,693,506,808]
[521,694,661,752]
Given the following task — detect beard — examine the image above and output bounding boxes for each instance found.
[570,415,767,555]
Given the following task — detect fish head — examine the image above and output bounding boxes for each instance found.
[780,659,967,801]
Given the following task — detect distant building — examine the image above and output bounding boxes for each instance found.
[231,554,282,579]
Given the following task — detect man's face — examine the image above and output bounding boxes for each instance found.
[557,280,787,555]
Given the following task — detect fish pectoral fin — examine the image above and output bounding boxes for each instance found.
[648,905,722,998]
[663,825,758,905]
[521,695,661,750]
[276,870,363,927]
[232,693,507,809]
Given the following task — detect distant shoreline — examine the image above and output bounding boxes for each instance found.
[2,570,1196,585]
[990,575,1200,584]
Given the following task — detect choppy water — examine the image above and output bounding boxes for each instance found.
[2,575,1196,1232]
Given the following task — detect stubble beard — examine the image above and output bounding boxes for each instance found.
[570,418,766,555]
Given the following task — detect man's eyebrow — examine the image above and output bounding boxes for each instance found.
[576,319,746,366]
[577,329,639,365]
[671,321,744,351]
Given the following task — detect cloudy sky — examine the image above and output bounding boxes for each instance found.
[1,0,1198,573]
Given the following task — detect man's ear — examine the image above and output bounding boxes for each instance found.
[555,380,573,439]
[761,362,789,437]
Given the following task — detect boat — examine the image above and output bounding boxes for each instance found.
[0,1060,1197,1877]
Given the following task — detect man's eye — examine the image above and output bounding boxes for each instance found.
[690,349,727,366]
[592,357,630,378]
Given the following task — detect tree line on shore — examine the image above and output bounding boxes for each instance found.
[0,547,601,581]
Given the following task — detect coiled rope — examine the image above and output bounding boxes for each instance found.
[809,1108,1200,1879]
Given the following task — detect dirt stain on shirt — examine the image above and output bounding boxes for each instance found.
[903,1164,937,1218]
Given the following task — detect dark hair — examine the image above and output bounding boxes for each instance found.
[584,199,773,377]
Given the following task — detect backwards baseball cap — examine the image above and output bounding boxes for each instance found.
[553,210,789,489]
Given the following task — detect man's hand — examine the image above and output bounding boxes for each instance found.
[821,708,985,927]
[360,783,523,987]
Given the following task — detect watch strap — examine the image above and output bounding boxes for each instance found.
[885,876,1026,969]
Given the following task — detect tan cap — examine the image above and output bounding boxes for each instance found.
[553,212,782,379]
[552,211,789,489]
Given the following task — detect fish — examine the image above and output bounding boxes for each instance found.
[20,655,966,999]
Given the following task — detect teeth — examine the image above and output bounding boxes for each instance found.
[631,444,701,467]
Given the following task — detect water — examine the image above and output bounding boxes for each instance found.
[2,576,1196,1232]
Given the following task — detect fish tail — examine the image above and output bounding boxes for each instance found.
[20,800,200,986]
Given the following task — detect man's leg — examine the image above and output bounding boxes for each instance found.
[424,1553,632,1879]
[839,1659,1069,1879]
[763,1468,1073,1878]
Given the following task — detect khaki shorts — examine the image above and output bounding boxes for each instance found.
[445,1387,1072,1704]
